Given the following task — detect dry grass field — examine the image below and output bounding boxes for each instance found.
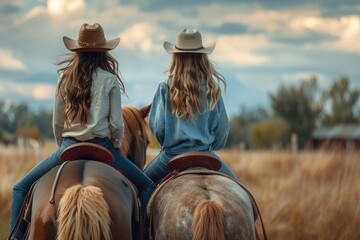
[0,142,359,240]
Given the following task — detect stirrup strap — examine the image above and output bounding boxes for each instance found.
[49,161,69,204]
[8,182,37,240]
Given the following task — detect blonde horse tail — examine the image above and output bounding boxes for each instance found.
[192,200,225,240]
[57,184,112,240]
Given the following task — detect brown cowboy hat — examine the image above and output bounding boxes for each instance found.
[63,23,120,52]
[163,28,215,54]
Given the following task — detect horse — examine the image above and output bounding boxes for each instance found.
[10,104,151,240]
[147,152,267,240]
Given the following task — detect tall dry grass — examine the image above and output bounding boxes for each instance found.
[1,143,359,240]
[0,141,57,239]
[217,149,360,240]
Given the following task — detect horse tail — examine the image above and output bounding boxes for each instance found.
[57,184,112,240]
[192,200,225,240]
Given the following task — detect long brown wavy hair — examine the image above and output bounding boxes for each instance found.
[167,53,226,119]
[57,52,124,126]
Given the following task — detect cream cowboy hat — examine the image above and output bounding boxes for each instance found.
[163,28,215,54]
[63,23,120,52]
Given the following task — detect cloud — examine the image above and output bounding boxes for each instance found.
[205,22,249,35]
[0,49,26,70]
[0,78,55,100]
[250,11,360,52]
[302,15,360,52]
[235,73,279,92]
[47,0,85,15]
[23,6,47,20]
[119,22,166,53]
[33,84,55,100]
[0,1,23,32]
[213,35,270,66]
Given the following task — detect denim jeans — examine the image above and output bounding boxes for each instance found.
[10,138,73,237]
[98,138,155,210]
[10,137,155,238]
[144,150,238,183]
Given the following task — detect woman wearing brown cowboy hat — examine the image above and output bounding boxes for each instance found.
[9,23,155,239]
[144,29,237,183]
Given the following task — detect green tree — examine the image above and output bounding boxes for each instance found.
[0,101,54,141]
[17,127,41,139]
[250,118,288,149]
[321,76,360,126]
[227,106,268,148]
[269,77,321,149]
[33,110,53,139]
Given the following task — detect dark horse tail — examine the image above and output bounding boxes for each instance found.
[192,200,225,240]
[57,184,112,240]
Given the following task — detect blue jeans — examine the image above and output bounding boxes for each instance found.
[144,150,238,183]
[10,138,72,238]
[98,138,155,210]
[10,137,155,237]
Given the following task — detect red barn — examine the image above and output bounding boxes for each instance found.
[312,124,360,151]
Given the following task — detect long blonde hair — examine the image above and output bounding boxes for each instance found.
[167,53,226,119]
[57,52,124,126]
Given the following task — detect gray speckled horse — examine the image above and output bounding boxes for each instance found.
[148,168,264,240]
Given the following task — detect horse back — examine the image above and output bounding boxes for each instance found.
[151,174,256,240]
[28,160,135,240]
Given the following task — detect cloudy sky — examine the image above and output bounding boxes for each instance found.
[0,0,359,117]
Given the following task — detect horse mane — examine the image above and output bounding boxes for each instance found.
[121,105,150,156]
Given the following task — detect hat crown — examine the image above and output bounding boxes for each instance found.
[175,29,203,50]
[77,23,106,47]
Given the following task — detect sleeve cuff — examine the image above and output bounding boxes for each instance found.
[111,139,121,148]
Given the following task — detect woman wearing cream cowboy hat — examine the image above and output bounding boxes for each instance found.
[9,23,155,239]
[144,28,237,183]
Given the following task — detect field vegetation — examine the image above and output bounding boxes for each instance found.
[0,143,359,240]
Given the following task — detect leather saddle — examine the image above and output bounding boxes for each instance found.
[60,142,114,165]
[168,151,222,171]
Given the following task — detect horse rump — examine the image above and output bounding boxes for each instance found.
[192,199,225,240]
[57,184,112,240]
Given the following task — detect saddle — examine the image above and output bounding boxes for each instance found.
[60,142,114,165]
[168,151,222,171]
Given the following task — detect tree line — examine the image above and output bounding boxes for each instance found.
[0,102,53,144]
[0,76,359,149]
[227,76,360,150]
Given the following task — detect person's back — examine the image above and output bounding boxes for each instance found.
[56,67,123,146]
[151,77,228,155]
[144,29,237,183]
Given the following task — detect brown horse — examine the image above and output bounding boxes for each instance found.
[148,167,264,240]
[16,104,151,240]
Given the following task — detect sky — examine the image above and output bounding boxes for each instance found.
[0,0,359,117]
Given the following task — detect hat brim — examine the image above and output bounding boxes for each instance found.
[163,41,215,54]
[63,36,120,52]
